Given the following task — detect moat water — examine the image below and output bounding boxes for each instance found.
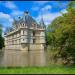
[0,49,47,67]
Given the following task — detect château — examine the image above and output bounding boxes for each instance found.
[4,11,46,51]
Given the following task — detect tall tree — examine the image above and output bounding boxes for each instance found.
[0,24,4,49]
[47,1,75,65]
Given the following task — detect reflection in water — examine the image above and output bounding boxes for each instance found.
[0,49,46,67]
[0,49,5,66]
[29,50,46,66]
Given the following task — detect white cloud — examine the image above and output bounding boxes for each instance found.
[31,1,49,11]
[0,12,13,27]
[41,5,52,12]
[33,1,49,6]
[0,12,14,36]
[60,9,68,14]
[11,10,23,17]
[34,3,64,25]
[36,12,62,25]
[31,7,39,11]
[9,18,14,22]
[31,2,52,12]
[2,27,6,33]
[2,27,6,31]
[4,1,17,10]
[0,12,10,19]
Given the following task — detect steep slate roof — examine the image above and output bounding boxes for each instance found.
[13,11,45,29]
[18,11,39,27]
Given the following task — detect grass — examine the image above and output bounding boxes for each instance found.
[0,66,75,74]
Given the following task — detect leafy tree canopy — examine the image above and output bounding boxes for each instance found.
[47,1,75,65]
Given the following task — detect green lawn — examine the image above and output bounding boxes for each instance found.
[0,66,75,74]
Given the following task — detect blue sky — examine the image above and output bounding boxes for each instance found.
[0,1,69,32]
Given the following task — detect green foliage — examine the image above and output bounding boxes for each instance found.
[47,1,75,65]
[0,67,75,74]
[67,1,75,9]
[0,35,4,49]
[0,24,5,49]
[0,24,2,36]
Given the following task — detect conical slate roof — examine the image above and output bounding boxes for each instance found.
[18,11,38,26]
[40,16,45,28]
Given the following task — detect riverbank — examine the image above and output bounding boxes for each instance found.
[0,66,75,74]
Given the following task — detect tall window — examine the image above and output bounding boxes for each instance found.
[23,30,24,35]
[33,31,35,36]
[33,31,35,44]
[33,39,35,44]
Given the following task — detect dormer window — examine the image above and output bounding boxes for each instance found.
[32,23,36,27]
[22,23,25,27]
[23,23,24,26]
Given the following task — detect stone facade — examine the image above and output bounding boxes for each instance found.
[4,11,46,51]
[3,11,46,66]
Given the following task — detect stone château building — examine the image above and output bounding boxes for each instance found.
[2,11,46,67]
[4,11,46,51]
